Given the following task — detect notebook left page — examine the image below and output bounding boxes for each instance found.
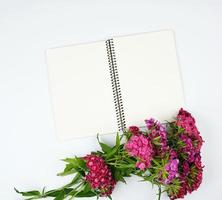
[47,41,117,141]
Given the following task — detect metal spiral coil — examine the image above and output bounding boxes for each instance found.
[106,39,126,132]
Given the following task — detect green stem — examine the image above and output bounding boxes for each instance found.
[158,185,161,200]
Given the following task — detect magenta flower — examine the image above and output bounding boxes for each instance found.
[168,108,204,200]
[182,161,190,177]
[125,134,153,170]
[177,108,203,150]
[145,118,155,129]
[180,134,196,162]
[176,108,196,134]
[145,118,169,155]
[164,159,179,184]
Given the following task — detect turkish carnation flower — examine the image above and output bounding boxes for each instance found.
[169,179,188,200]
[177,108,203,150]
[176,108,196,134]
[168,109,204,200]
[128,126,140,134]
[125,134,153,170]
[15,108,204,200]
[180,134,196,162]
[145,118,169,155]
[170,163,203,200]
[186,154,203,193]
[164,159,179,184]
[84,154,116,196]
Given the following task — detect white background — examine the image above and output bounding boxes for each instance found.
[0,1,222,199]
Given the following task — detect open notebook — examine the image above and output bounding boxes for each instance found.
[47,30,184,141]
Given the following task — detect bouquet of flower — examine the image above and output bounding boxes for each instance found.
[15,109,203,200]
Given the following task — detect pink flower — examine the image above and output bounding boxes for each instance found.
[169,150,178,159]
[164,159,179,184]
[84,154,116,196]
[125,134,153,170]
[136,162,146,170]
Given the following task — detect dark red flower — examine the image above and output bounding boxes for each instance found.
[84,154,116,196]
[129,126,140,134]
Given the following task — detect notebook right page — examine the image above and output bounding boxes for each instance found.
[113,30,184,127]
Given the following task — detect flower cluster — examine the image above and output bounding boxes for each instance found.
[177,108,203,151]
[124,109,203,200]
[125,129,153,170]
[145,118,169,155]
[164,158,179,184]
[168,109,204,200]
[16,108,203,200]
[84,154,116,196]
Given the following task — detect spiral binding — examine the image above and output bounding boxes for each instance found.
[106,39,126,132]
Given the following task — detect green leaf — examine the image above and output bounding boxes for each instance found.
[116,164,135,169]
[62,157,86,172]
[76,191,97,197]
[123,156,135,164]
[75,157,87,170]
[57,163,77,176]
[113,169,122,182]
[42,187,46,195]
[106,145,119,159]
[97,134,112,153]
[14,188,41,196]
[62,158,75,163]
[108,195,112,200]
[61,173,82,189]
[44,188,73,197]
[152,159,162,167]
[100,142,112,153]
[54,191,65,200]
[57,169,76,176]
[116,133,120,147]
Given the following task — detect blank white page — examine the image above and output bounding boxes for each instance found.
[47,42,117,141]
[113,30,184,127]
